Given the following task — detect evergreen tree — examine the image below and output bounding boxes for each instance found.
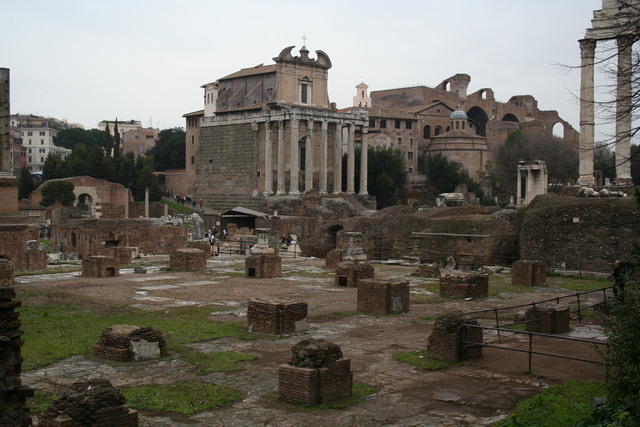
[113,119,121,158]
[104,122,114,157]
[17,167,35,199]
[40,181,75,207]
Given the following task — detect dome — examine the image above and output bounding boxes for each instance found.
[450,109,468,119]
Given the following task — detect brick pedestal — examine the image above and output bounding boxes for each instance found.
[335,261,375,287]
[187,240,211,256]
[411,263,441,278]
[427,313,482,362]
[39,379,138,427]
[511,260,547,286]
[525,304,570,334]
[99,247,134,265]
[325,249,345,271]
[279,359,353,405]
[82,256,119,278]
[439,273,488,299]
[247,299,308,334]
[93,325,168,362]
[245,253,282,278]
[15,249,47,271]
[0,259,34,427]
[169,248,207,271]
[357,278,409,315]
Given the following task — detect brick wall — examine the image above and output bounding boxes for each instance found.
[427,313,482,362]
[439,274,489,299]
[279,359,352,406]
[335,261,375,287]
[245,253,281,278]
[525,304,570,334]
[0,178,19,215]
[357,279,409,315]
[511,260,547,286]
[247,299,307,334]
[82,256,119,278]
[169,248,206,271]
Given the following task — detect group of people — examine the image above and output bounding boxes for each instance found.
[163,191,203,209]
[39,225,51,239]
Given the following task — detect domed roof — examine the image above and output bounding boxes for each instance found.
[450,109,468,119]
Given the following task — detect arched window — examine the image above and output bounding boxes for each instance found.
[552,122,565,139]
[455,121,459,130]
[435,126,442,136]
[423,125,431,139]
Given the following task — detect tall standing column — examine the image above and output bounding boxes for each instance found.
[263,121,272,195]
[525,169,534,205]
[276,121,285,195]
[359,127,368,195]
[333,122,343,194]
[319,120,328,194]
[578,39,596,187]
[0,68,12,176]
[616,35,633,184]
[289,118,300,194]
[346,124,355,194]
[305,121,314,192]
[516,168,522,206]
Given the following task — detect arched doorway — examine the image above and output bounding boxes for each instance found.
[467,106,488,137]
[501,113,519,122]
[77,193,93,216]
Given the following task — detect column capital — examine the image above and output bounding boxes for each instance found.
[321,120,328,130]
[617,34,634,47]
[579,38,596,57]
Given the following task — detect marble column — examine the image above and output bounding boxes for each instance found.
[276,121,285,195]
[346,124,355,194]
[359,127,368,195]
[525,169,533,205]
[578,39,596,187]
[263,121,272,195]
[0,68,12,175]
[516,168,522,206]
[616,35,633,183]
[289,118,300,194]
[333,122,343,194]
[319,121,328,194]
[305,121,314,192]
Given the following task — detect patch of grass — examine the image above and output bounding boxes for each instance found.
[161,199,201,216]
[17,292,255,371]
[393,350,457,371]
[15,266,81,276]
[308,311,363,322]
[122,381,241,415]
[28,392,58,414]
[411,294,449,304]
[179,348,256,374]
[265,382,375,412]
[38,239,53,254]
[497,380,606,427]
[547,276,611,292]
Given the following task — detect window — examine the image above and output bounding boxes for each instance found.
[39,149,45,153]
[257,170,261,177]
[41,140,44,144]
[191,135,194,144]
[406,121,412,129]
[408,151,413,160]
[28,140,32,145]
[191,156,195,165]
[409,167,413,173]
[397,137,402,145]
[40,157,44,162]
[380,119,387,128]
[362,90,365,97]
[27,132,32,136]
[395,120,401,129]
[300,83,309,104]
[28,148,32,154]
[435,126,442,136]
[369,119,375,128]
[39,131,45,136]
[462,122,465,129]
[423,125,431,138]
[410,138,414,147]
[28,156,32,162]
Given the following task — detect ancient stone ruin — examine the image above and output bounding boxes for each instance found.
[170,248,207,271]
[93,325,168,362]
[335,260,375,287]
[245,228,281,278]
[247,299,308,335]
[411,263,441,278]
[439,273,489,299]
[0,259,33,427]
[186,240,211,256]
[511,260,547,286]
[39,379,138,426]
[357,278,410,315]
[525,304,570,334]
[82,255,119,278]
[99,246,135,264]
[279,339,353,405]
[326,231,368,271]
[427,312,483,362]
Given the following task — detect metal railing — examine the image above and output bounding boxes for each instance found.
[463,323,608,376]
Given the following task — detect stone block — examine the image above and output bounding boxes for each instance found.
[427,313,482,362]
[245,253,281,278]
[0,259,15,286]
[187,240,211,256]
[93,325,168,362]
[133,266,147,274]
[357,278,409,315]
[439,273,488,299]
[247,299,307,334]
[525,304,570,334]
[82,256,119,278]
[169,248,207,271]
[511,260,547,286]
[335,261,375,287]
[99,247,134,265]
[411,263,441,278]
[325,248,345,271]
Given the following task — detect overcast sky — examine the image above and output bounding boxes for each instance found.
[2,0,604,132]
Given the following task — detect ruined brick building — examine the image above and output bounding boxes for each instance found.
[188,46,369,212]
[349,74,579,186]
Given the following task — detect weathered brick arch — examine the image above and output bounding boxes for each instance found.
[501,113,520,122]
[466,106,489,137]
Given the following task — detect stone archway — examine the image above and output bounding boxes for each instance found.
[467,106,489,137]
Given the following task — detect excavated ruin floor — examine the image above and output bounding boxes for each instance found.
[17,255,608,426]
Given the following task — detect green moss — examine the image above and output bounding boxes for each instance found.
[497,380,606,427]
[393,350,457,371]
[122,381,241,415]
[27,392,58,414]
[179,348,256,374]
[161,199,201,216]
[15,266,81,276]
[547,276,611,292]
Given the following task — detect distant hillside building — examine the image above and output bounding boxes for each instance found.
[10,114,71,172]
[122,128,158,156]
[97,119,142,139]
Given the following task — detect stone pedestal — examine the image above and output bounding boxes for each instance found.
[325,248,345,271]
[357,278,409,315]
[525,304,570,334]
[93,325,168,362]
[169,248,207,271]
[247,299,307,334]
[439,273,488,299]
[0,258,15,286]
[82,256,119,278]
[411,263,441,278]
[16,248,47,271]
[99,247,134,265]
[0,177,19,216]
[427,313,482,362]
[511,260,547,286]
[187,240,211,256]
[245,253,282,278]
[335,260,375,287]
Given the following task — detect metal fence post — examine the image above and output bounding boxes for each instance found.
[528,332,533,374]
